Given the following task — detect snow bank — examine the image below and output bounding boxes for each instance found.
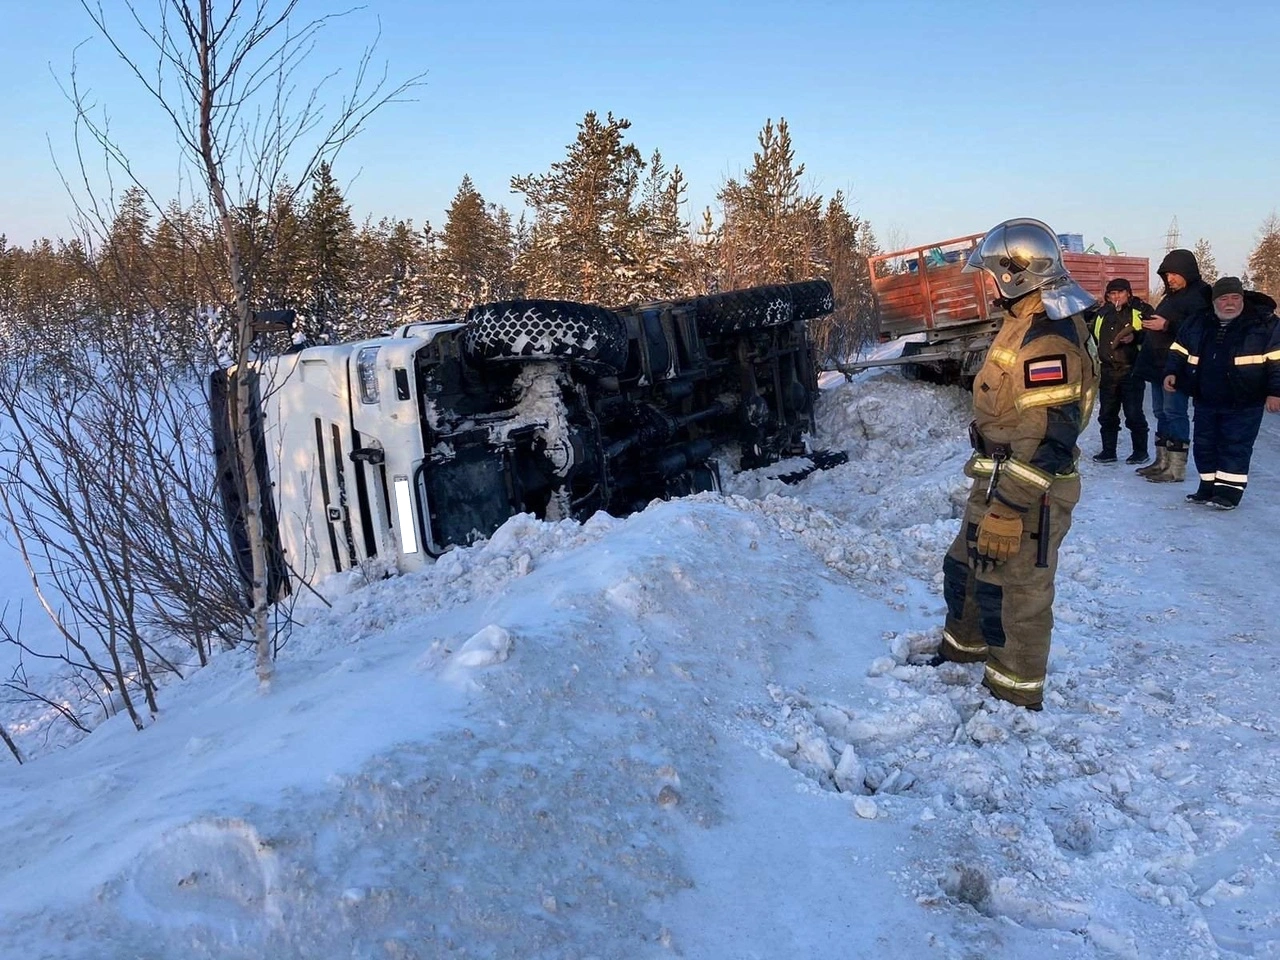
[3,371,1280,959]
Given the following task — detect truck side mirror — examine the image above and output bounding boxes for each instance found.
[251,309,297,334]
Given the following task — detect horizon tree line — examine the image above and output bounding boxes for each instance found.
[0,113,883,368]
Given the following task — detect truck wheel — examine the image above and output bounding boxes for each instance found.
[690,280,835,335]
[784,279,837,321]
[464,300,630,374]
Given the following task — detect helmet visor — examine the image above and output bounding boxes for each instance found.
[1000,221,1061,277]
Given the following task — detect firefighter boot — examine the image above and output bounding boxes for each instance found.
[1092,430,1118,464]
[1147,442,1187,483]
[1126,430,1149,465]
[1137,439,1167,477]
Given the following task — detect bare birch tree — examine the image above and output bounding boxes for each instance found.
[70,0,420,684]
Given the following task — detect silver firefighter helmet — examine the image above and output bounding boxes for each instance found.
[964,217,1094,318]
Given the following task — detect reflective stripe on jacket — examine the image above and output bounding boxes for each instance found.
[1166,295,1280,406]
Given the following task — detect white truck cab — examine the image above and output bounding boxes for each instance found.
[262,322,469,582]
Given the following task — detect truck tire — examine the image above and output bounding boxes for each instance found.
[464,300,630,374]
[689,280,834,335]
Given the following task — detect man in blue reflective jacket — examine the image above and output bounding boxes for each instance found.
[1164,276,1280,510]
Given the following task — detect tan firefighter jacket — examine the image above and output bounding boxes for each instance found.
[965,290,1098,512]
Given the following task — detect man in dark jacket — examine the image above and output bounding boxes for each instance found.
[1164,276,1280,509]
[1090,278,1151,464]
[1135,249,1212,483]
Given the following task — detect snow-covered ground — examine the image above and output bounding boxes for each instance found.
[3,370,1279,959]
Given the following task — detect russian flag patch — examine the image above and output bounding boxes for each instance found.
[1024,354,1068,388]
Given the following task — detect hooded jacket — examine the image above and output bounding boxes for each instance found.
[1165,291,1280,406]
[1134,249,1213,383]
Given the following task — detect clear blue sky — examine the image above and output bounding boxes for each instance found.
[2,0,1278,279]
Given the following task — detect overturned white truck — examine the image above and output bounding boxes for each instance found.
[211,281,840,598]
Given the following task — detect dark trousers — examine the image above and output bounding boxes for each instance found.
[1097,368,1148,452]
[1191,403,1265,495]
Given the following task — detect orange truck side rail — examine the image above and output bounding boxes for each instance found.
[868,234,1150,343]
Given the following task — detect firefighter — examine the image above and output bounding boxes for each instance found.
[935,218,1097,710]
[1090,278,1151,464]
[1164,276,1280,509]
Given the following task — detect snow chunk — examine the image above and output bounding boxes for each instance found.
[450,624,514,669]
[834,745,868,795]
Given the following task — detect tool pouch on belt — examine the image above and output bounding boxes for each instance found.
[968,420,1011,459]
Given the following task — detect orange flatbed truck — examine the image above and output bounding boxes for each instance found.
[849,232,1150,384]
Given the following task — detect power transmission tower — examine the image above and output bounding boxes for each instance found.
[1164,216,1180,253]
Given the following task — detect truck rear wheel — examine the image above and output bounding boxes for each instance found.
[689,280,834,335]
[464,300,630,374]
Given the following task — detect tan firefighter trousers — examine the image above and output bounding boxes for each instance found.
[940,475,1080,708]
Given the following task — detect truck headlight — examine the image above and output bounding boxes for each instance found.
[357,347,381,404]
[393,476,418,554]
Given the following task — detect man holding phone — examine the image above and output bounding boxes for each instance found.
[1133,249,1212,483]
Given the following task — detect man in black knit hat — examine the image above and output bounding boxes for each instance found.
[1090,278,1152,464]
[1164,276,1280,509]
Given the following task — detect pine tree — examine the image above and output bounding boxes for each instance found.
[245,180,308,316]
[273,182,307,310]
[511,111,645,303]
[228,191,304,352]
[686,206,719,293]
[404,221,447,321]
[632,151,692,300]
[232,196,269,303]
[716,118,823,288]
[346,217,426,335]
[488,205,519,302]
[813,192,879,362]
[507,213,532,301]
[350,217,388,336]
[1192,238,1219,285]
[1246,214,1280,302]
[383,218,426,325]
[98,186,154,330]
[301,162,356,342]
[149,199,217,357]
[0,236,23,354]
[438,175,511,311]
[0,236,94,365]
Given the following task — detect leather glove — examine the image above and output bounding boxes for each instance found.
[975,509,1023,564]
